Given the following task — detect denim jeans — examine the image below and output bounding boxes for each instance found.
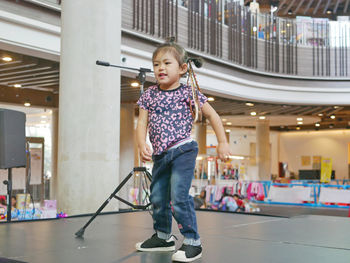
[150,140,200,241]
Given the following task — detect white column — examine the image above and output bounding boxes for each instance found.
[194,121,207,155]
[57,0,121,215]
[119,103,135,209]
[225,130,230,143]
[50,108,58,200]
[256,119,271,181]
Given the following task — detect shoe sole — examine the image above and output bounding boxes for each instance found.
[172,252,202,262]
[135,242,175,252]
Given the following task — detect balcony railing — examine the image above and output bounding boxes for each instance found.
[23,0,61,11]
[122,0,350,79]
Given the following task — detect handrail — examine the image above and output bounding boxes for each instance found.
[201,180,350,209]
[124,0,350,79]
[260,181,350,208]
[23,0,61,12]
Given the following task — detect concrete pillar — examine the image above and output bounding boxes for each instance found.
[194,120,206,155]
[225,130,230,143]
[256,120,271,181]
[119,103,135,209]
[50,108,58,200]
[57,0,121,215]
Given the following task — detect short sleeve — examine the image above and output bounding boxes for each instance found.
[197,89,208,108]
[137,88,152,110]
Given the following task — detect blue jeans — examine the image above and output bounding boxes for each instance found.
[150,141,200,242]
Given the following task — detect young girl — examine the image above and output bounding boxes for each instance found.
[135,41,231,262]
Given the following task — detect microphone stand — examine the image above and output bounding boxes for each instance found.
[96,60,152,93]
[3,168,12,222]
[74,60,153,238]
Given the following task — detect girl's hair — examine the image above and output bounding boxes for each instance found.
[153,38,204,122]
[152,38,203,74]
[152,41,188,69]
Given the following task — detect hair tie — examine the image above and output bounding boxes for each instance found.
[166,36,176,44]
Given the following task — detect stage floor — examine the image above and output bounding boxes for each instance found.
[0,211,349,263]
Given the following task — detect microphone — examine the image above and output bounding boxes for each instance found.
[188,58,203,68]
[192,58,203,68]
[96,60,110,66]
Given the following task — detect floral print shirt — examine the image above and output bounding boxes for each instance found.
[137,84,207,155]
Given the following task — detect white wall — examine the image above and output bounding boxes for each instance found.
[207,128,280,179]
[279,130,350,179]
[207,127,350,180]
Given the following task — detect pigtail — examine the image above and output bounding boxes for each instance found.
[186,57,203,123]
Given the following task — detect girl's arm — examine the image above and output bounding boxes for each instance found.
[202,102,232,160]
[136,108,152,162]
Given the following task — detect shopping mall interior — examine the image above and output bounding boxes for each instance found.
[0,1,349,262]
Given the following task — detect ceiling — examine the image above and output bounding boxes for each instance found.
[0,49,59,109]
[0,49,349,132]
[246,0,350,18]
[0,50,59,93]
[209,98,350,131]
[123,76,350,131]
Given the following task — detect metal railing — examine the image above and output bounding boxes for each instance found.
[23,0,61,11]
[124,0,350,78]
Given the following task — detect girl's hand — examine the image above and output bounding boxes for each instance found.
[217,142,232,161]
[139,144,152,162]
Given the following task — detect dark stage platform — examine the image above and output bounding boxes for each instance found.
[0,211,349,263]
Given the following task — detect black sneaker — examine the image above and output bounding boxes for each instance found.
[171,244,202,262]
[135,233,176,252]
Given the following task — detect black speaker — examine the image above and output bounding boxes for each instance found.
[0,109,26,169]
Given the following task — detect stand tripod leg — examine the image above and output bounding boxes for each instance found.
[6,168,12,222]
[75,170,135,238]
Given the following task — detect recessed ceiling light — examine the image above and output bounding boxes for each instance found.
[246,102,254,107]
[297,121,303,125]
[208,97,215,102]
[326,9,332,14]
[222,118,227,122]
[41,115,47,119]
[41,120,46,124]
[225,129,230,133]
[296,117,303,121]
[259,116,266,120]
[315,123,320,127]
[24,102,31,107]
[226,122,232,125]
[2,56,12,62]
[318,113,323,117]
[131,82,139,87]
[334,106,339,109]
[250,112,257,116]
[14,84,22,88]
[330,115,336,119]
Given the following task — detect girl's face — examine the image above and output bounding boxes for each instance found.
[153,51,187,90]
